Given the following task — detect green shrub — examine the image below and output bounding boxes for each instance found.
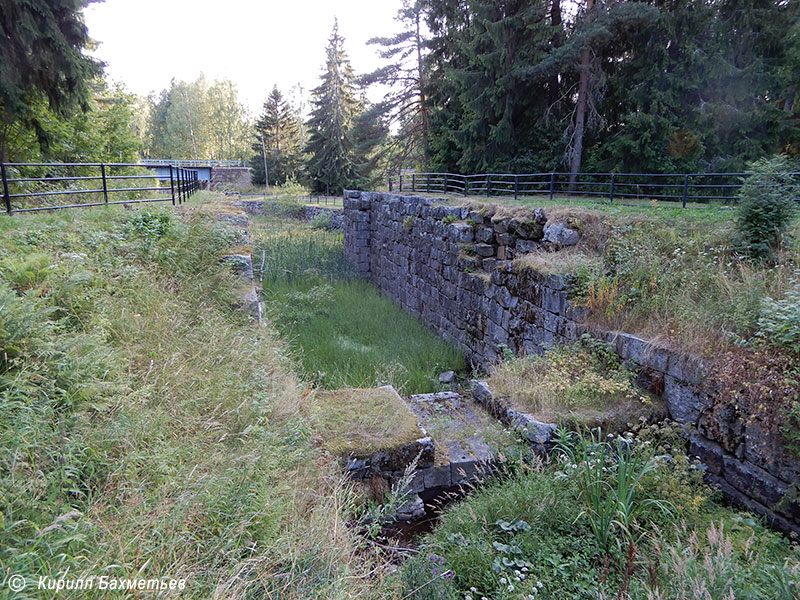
[310,213,333,230]
[0,252,53,291]
[734,156,799,260]
[756,270,800,354]
[127,209,172,239]
[403,215,415,231]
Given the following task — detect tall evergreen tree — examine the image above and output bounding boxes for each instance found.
[0,0,103,160]
[305,20,363,194]
[250,86,302,185]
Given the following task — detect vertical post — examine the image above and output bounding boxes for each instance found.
[609,173,615,203]
[486,175,491,197]
[412,173,416,192]
[260,131,269,193]
[549,172,555,201]
[463,175,468,197]
[169,166,176,206]
[179,169,185,203]
[444,174,448,194]
[1,163,11,214]
[101,164,109,204]
[399,173,403,192]
[389,177,393,192]
[514,175,519,200]
[682,175,690,208]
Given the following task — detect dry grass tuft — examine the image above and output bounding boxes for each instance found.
[488,341,665,427]
[311,386,423,457]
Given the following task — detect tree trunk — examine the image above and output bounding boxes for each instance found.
[415,9,429,168]
[568,0,594,191]
[784,83,796,112]
[549,0,564,106]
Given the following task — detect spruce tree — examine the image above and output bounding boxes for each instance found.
[0,0,102,160]
[250,86,301,185]
[305,20,362,194]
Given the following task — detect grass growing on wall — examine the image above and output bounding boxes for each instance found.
[254,220,466,394]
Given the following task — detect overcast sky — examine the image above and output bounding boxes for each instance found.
[83,0,405,115]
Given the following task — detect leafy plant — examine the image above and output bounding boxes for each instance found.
[403,215,416,231]
[734,157,799,260]
[0,252,53,291]
[310,213,333,230]
[755,270,800,354]
[442,214,459,225]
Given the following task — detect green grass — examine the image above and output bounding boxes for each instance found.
[419,191,743,224]
[488,336,665,428]
[254,221,466,394]
[0,195,379,599]
[398,426,800,600]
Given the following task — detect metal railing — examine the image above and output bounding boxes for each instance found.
[139,158,244,168]
[389,171,800,207]
[0,162,201,213]
[306,193,342,206]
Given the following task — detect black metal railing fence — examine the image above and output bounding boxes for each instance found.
[389,171,800,207]
[0,162,201,213]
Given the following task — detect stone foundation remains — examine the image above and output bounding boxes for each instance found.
[342,190,800,535]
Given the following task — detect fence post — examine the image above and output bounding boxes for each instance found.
[101,164,109,204]
[609,173,615,203]
[412,173,416,192]
[1,163,10,214]
[682,175,690,208]
[486,175,491,197]
[169,166,176,206]
[399,173,403,192]
[463,175,468,197]
[549,172,555,201]
[514,175,519,200]
[444,174,448,194]
[427,174,431,194]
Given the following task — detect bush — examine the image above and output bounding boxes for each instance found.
[734,156,799,260]
[310,213,333,230]
[756,270,800,354]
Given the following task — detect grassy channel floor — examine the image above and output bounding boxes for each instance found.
[252,216,466,394]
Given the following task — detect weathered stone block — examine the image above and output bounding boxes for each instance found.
[543,222,579,246]
[474,244,496,257]
[663,376,710,425]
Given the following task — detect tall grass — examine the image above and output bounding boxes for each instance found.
[400,429,800,600]
[0,200,380,599]
[256,224,466,394]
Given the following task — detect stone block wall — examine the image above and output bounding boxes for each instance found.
[343,190,800,535]
[242,199,343,229]
[210,167,253,190]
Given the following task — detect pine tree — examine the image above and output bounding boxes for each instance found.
[362,0,430,170]
[0,0,103,160]
[305,20,362,194]
[250,86,301,185]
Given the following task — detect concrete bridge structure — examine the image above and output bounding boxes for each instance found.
[140,159,251,189]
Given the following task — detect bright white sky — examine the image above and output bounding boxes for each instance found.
[83,0,405,115]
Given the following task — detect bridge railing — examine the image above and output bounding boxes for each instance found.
[389,171,800,207]
[140,158,244,168]
[0,162,201,213]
